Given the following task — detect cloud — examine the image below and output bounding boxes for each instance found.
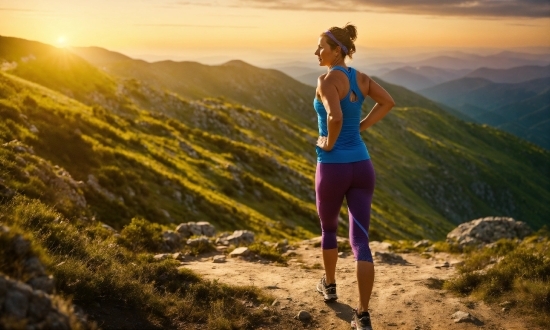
[230,0,550,18]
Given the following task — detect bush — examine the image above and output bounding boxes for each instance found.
[444,233,550,326]
[118,217,165,252]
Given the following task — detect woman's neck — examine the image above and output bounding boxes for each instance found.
[328,58,346,70]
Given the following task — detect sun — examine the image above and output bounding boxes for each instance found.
[57,36,67,48]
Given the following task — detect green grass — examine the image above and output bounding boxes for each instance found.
[1,36,550,243]
[444,230,550,327]
[0,195,277,329]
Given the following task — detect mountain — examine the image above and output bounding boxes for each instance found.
[70,47,317,128]
[465,64,550,83]
[1,35,549,242]
[380,68,436,91]
[419,77,550,149]
[71,46,134,66]
[0,36,117,103]
[367,52,550,72]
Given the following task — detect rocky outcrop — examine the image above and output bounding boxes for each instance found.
[216,230,255,246]
[1,226,55,294]
[0,275,79,330]
[175,221,216,238]
[0,225,89,329]
[447,216,532,247]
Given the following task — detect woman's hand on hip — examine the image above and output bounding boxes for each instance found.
[317,136,332,151]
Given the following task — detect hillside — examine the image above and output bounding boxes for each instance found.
[419,77,550,149]
[1,39,549,241]
[70,47,316,129]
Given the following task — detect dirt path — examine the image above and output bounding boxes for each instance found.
[183,239,537,330]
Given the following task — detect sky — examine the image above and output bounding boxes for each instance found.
[1,0,550,66]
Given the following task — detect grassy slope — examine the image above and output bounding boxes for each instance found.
[1,36,549,242]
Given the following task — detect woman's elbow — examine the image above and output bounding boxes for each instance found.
[330,114,343,123]
[388,97,396,109]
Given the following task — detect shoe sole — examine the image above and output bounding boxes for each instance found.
[350,320,371,330]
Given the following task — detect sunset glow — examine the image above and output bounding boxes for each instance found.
[1,0,549,64]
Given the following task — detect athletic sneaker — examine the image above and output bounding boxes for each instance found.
[351,309,373,330]
[316,275,337,301]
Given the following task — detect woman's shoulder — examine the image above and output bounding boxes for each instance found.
[352,68,371,82]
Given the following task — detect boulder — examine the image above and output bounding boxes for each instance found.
[162,230,180,248]
[175,221,216,238]
[229,247,250,257]
[186,236,210,247]
[447,217,532,247]
[219,230,255,246]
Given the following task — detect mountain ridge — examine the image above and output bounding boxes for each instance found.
[1,35,549,242]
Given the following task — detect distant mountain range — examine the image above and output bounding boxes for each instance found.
[465,64,550,83]
[1,36,549,243]
[419,77,550,149]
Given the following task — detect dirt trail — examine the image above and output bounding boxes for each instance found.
[183,239,537,330]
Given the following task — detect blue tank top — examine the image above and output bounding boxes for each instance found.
[314,66,370,163]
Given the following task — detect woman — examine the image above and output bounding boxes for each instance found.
[313,23,395,330]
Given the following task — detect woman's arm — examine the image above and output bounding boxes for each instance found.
[317,75,343,151]
[360,78,395,132]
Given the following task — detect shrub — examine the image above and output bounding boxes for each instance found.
[118,217,164,252]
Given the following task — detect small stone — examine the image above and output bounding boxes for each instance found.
[229,247,250,257]
[295,310,311,322]
[499,301,513,308]
[414,239,431,248]
[272,300,280,306]
[451,311,481,324]
[212,255,226,263]
[172,252,184,261]
[153,254,170,261]
[387,322,398,326]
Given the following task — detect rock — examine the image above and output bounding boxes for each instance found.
[271,299,280,306]
[222,230,255,246]
[451,311,482,325]
[172,252,184,261]
[28,275,55,294]
[295,310,311,322]
[212,255,226,263]
[197,221,216,237]
[4,290,29,318]
[28,290,51,320]
[447,217,532,247]
[186,236,210,247]
[101,224,116,232]
[13,235,30,256]
[435,261,450,269]
[153,254,171,261]
[229,247,250,257]
[414,239,431,248]
[175,222,216,238]
[374,252,408,264]
[87,174,122,203]
[499,301,513,308]
[163,230,180,248]
[24,257,46,277]
[281,251,297,258]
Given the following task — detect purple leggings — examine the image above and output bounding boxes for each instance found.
[315,159,375,262]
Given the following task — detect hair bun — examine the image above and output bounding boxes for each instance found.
[344,23,357,41]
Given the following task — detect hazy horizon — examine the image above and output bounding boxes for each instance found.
[2,0,549,68]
